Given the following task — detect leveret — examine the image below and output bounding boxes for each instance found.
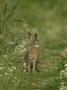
[23,32,39,72]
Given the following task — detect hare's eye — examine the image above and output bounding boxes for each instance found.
[35,41,39,45]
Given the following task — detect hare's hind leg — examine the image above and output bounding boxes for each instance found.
[32,60,36,72]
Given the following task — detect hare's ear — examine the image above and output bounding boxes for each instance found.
[34,33,39,46]
[34,33,38,41]
[28,32,32,41]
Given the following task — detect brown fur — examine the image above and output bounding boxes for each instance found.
[23,32,39,72]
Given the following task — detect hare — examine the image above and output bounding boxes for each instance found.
[23,32,39,72]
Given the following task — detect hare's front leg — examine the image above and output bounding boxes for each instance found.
[32,61,36,72]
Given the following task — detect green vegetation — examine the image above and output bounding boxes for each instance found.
[0,0,67,90]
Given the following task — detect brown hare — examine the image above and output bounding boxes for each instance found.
[23,32,39,72]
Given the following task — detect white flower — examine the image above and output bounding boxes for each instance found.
[3,55,7,58]
[14,43,27,54]
[59,82,65,90]
[11,66,16,70]
[60,70,64,74]
[64,64,67,67]
[60,76,63,79]
[61,48,67,57]
[4,72,8,75]
[60,82,64,85]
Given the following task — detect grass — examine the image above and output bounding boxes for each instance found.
[0,0,67,90]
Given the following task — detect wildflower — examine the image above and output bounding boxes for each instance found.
[59,82,65,90]
[60,70,64,75]
[11,66,16,70]
[3,54,7,58]
[4,72,8,75]
[60,82,64,86]
[60,70,65,78]
[64,64,67,68]
[60,76,63,79]
[14,43,27,55]
[61,48,67,57]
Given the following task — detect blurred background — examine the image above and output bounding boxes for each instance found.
[0,0,67,90]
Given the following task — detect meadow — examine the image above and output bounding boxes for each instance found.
[0,0,67,90]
